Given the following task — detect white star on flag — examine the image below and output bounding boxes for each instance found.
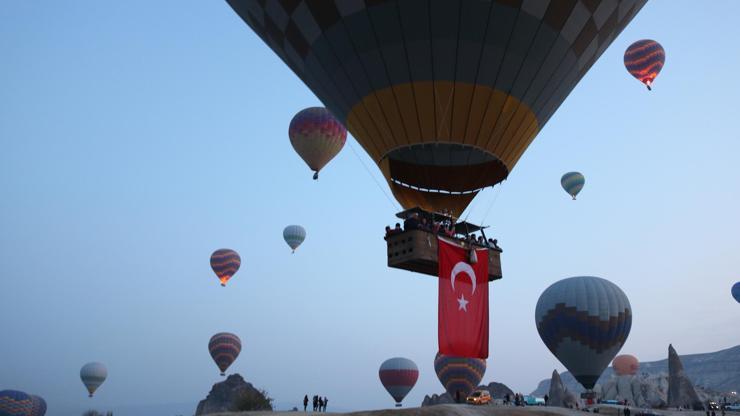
[457,294,469,312]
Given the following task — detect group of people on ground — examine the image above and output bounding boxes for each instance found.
[503,392,529,406]
[303,394,328,412]
[384,213,502,252]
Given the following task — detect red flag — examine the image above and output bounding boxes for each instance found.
[438,237,489,359]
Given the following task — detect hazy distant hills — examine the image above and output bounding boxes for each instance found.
[531,345,740,396]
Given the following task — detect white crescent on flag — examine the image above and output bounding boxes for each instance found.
[451,261,476,294]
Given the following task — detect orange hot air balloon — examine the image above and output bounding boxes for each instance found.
[227,1,648,217]
[612,354,639,376]
[624,40,665,90]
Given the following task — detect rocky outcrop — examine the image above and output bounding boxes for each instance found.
[421,382,514,406]
[532,344,740,396]
[195,374,271,415]
[600,374,668,408]
[548,370,577,408]
[667,344,703,410]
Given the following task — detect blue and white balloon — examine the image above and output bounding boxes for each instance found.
[561,172,585,200]
[283,225,306,253]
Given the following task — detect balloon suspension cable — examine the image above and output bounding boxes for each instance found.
[480,182,504,226]
[347,141,400,211]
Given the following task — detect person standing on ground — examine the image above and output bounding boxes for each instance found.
[318,397,324,412]
[624,406,631,416]
[313,395,318,412]
[323,397,328,412]
[544,394,549,406]
[303,395,308,412]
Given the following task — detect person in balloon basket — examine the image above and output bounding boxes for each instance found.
[303,395,308,412]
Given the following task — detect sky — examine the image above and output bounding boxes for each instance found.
[1,1,739,415]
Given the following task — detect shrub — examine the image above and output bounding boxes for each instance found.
[233,388,273,411]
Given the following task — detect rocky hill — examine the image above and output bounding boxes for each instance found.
[531,345,740,396]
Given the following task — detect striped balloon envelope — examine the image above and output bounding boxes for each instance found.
[561,172,585,200]
[612,354,639,376]
[0,390,33,416]
[378,357,419,407]
[288,107,347,180]
[283,225,306,253]
[433,352,486,402]
[210,249,241,287]
[535,276,632,390]
[208,332,241,376]
[80,362,107,398]
[29,395,46,416]
[624,39,665,90]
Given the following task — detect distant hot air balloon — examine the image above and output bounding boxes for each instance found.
[434,352,486,402]
[288,107,347,180]
[0,390,33,416]
[624,39,665,90]
[561,172,585,200]
[379,357,419,407]
[228,1,648,217]
[210,249,241,287]
[80,362,107,398]
[535,276,632,390]
[29,395,46,416]
[283,225,306,253]
[732,282,740,303]
[208,332,241,376]
[612,354,639,376]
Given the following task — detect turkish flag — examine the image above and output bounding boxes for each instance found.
[438,237,489,359]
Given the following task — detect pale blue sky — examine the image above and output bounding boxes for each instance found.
[1,1,739,415]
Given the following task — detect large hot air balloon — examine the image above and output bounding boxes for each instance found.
[535,276,632,390]
[210,249,241,287]
[612,354,639,376]
[732,282,740,303]
[283,225,306,253]
[227,0,648,217]
[624,39,665,90]
[379,357,419,407]
[561,172,585,200]
[289,107,347,180]
[80,362,107,398]
[434,352,486,402]
[0,390,33,416]
[29,395,46,416]
[208,332,241,376]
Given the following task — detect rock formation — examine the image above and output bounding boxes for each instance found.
[421,382,514,406]
[600,374,668,408]
[547,370,577,408]
[667,344,703,410]
[195,374,271,415]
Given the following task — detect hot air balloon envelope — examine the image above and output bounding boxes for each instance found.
[379,357,419,407]
[434,352,486,401]
[289,107,347,179]
[210,249,241,286]
[29,395,47,416]
[208,332,242,376]
[612,354,639,376]
[561,172,585,200]
[732,282,740,303]
[535,276,631,390]
[80,362,108,398]
[0,390,33,416]
[624,39,665,90]
[283,225,306,253]
[227,0,648,217]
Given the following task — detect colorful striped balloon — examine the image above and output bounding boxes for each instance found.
[283,225,306,253]
[379,357,419,407]
[288,107,346,180]
[536,276,632,390]
[0,390,33,416]
[210,249,241,287]
[434,352,486,402]
[29,395,46,416]
[561,172,585,200]
[208,332,241,376]
[80,362,107,398]
[624,39,665,90]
